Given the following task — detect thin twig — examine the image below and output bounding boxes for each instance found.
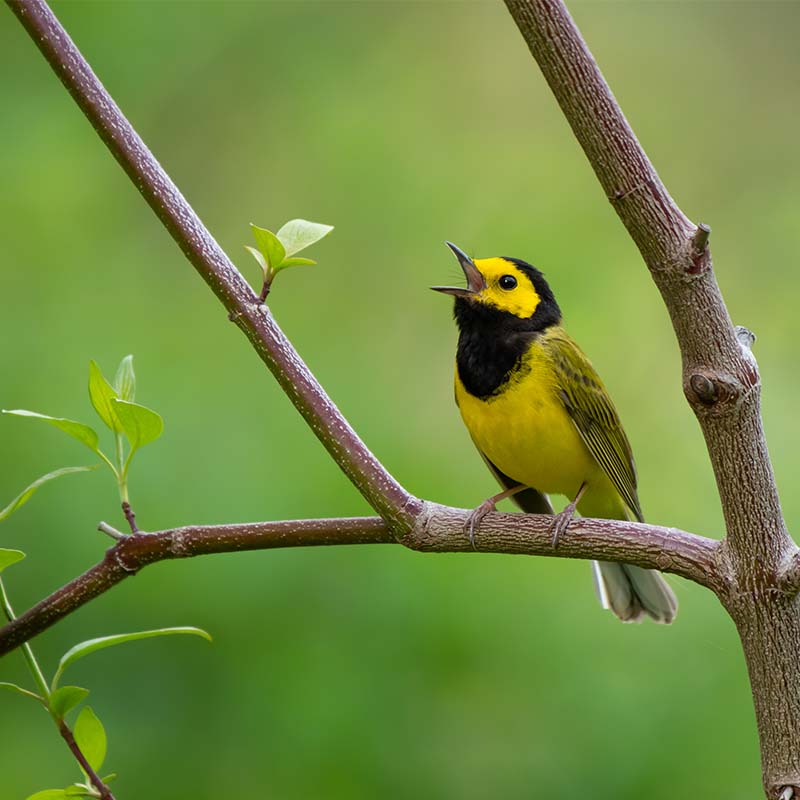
[121,502,138,534]
[58,719,115,800]
[97,522,125,541]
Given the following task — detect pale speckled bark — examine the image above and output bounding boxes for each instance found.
[503,0,800,795]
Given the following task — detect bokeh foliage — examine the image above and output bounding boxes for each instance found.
[1,1,799,798]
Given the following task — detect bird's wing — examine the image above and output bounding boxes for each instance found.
[477,446,555,516]
[546,331,644,522]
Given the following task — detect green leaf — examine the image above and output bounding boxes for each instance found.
[65,787,93,798]
[3,410,100,455]
[244,245,268,277]
[0,680,43,703]
[99,774,117,784]
[276,219,333,258]
[73,706,106,772]
[0,466,96,523]
[279,257,317,270]
[88,361,122,433]
[0,548,25,573]
[53,627,211,689]
[25,791,69,800]
[110,400,163,455]
[250,224,285,272]
[114,355,136,403]
[49,686,90,718]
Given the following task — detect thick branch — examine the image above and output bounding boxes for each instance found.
[503,0,790,570]
[502,2,798,795]
[408,504,719,588]
[0,510,718,657]
[4,0,419,533]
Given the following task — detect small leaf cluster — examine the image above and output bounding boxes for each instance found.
[0,358,208,797]
[3,356,163,520]
[246,218,333,298]
[0,486,209,798]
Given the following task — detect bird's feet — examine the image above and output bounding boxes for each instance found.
[551,482,587,548]
[464,498,497,550]
[465,484,528,550]
[550,501,578,548]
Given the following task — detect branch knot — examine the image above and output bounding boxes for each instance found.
[684,366,757,413]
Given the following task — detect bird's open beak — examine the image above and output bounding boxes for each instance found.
[431,242,487,297]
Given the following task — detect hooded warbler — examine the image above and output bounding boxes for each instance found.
[433,242,677,624]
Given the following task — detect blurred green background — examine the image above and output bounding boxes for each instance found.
[1,0,798,797]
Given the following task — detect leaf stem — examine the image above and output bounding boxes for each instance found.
[95,449,118,479]
[113,433,138,532]
[257,269,275,303]
[114,433,127,503]
[121,502,138,534]
[0,578,50,701]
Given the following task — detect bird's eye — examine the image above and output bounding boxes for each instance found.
[499,275,517,290]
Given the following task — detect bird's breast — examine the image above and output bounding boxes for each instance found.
[455,342,598,497]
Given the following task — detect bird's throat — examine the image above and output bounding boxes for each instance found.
[456,327,532,400]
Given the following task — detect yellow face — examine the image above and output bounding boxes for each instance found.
[472,257,541,318]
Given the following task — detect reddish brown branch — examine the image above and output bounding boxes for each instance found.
[0,510,719,658]
[0,518,392,656]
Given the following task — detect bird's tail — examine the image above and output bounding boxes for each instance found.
[591,561,678,624]
[497,474,678,623]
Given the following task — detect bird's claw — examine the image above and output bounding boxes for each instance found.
[551,500,578,548]
[551,482,587,548]
[464,499,496,550]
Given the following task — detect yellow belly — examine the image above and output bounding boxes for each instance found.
[455,342,619,514]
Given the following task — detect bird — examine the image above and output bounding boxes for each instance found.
[432,242,677,624]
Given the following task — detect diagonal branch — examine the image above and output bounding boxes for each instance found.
[0,510,719,657]
[4,0,419,533]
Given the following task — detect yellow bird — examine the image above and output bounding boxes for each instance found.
[433,243,677,623]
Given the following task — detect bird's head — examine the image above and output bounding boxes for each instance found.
[432,242,561,332]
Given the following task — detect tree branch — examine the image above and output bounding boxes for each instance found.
[0,511,719,658]
[503,0,790,572]
[4,0,420,534]
[502,1,799,795]
[0,517,391,657]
